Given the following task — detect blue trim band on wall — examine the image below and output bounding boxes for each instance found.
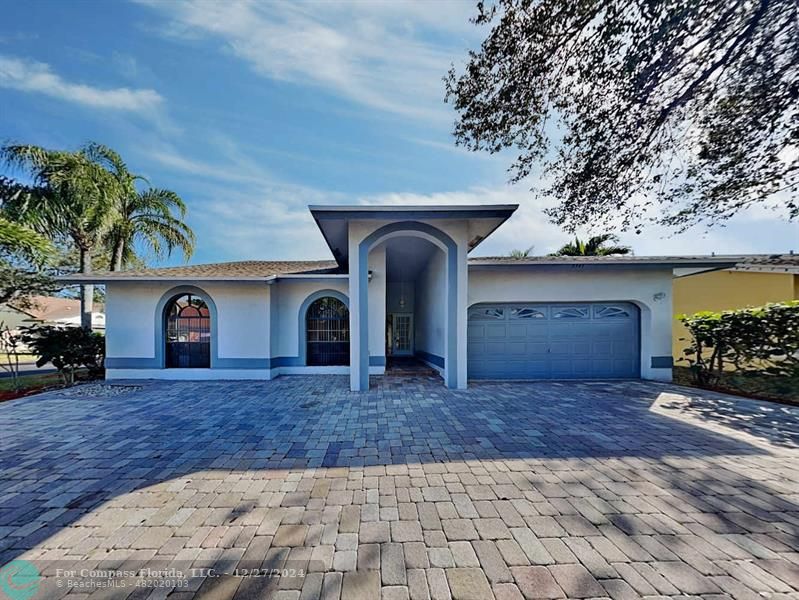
[270,356,302,368]
[105,357,160,369]
[651,356,674,368]
[297,289,350,366]
[154,285,219,369]
[415,351,444,368]
[214,358,271,369]
[107,357,270,369]
[107,356,381,370]
[359,221,458,390]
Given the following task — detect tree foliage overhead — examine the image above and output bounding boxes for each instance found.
[0,176,57,307]
[445,0,799,232]
[0,143,120,254]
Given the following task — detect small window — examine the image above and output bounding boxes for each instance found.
[511,307,546,320]
[552,306,589,319]
[594,305,631,319]
[469,307,505,320]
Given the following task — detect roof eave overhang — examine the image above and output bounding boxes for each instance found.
[57,273,349,284]
[58,276,272,284]
[732,265,799,275]
[468,260,740,272]
[310,204,519,269]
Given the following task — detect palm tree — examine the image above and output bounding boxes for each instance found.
[82,144,195,271]
[550,234,631,256]
[507,245,534,259]
[1,143,120,329]
[106,188,195,271]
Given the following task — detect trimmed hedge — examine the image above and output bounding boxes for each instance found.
[678,300,799,386]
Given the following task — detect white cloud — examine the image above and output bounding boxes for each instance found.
[141,141,798,262]
[136,0,479,121]
[192,184,344,261]
[141,143,345,260]
[356,185,798,257]
[0,55,163,114]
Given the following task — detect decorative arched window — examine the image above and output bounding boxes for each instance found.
[306,297,350,366]
[165,294,211,368]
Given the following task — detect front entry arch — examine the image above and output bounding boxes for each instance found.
[355,221,460,391]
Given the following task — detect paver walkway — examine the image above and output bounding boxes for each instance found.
[0,376,798,599]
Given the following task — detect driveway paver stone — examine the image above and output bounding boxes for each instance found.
[0,375,798,600]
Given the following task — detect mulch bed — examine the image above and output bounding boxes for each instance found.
[673,367,798,407]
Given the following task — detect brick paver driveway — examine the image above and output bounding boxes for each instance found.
[1,376,798,600]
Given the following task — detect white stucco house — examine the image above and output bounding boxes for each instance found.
[62,204,738,391]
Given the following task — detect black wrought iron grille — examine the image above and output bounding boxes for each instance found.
[306,297,350,366]
[165,294,211,368]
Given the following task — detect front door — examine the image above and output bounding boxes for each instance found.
[391,313,413,356]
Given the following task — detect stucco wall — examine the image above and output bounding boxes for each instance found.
[414,249,447,366]
[386,281,415,315]
[105,281,270,380]
[467,267,674,381]
[105,280,269,360]
[105,277,366,379]
[368,245,387,363]
[672,270,797,360]
[269,279,348,359]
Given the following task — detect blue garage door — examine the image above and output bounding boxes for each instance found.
[468,302,640,379]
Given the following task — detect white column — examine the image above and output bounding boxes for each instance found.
[264,282,273,380]
[456,239,469,389]
[349,233,364,391]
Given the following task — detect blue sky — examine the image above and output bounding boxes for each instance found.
[1,0,796,266]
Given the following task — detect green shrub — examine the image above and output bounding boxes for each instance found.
[678,301,799,386]
[20,325,105,384]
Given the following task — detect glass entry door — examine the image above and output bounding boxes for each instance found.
[391,313,413,356]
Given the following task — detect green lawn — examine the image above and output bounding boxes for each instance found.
[673,366,798,404]
[0,371,64,396]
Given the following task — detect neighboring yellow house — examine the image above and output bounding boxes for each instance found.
[672,254,799,362]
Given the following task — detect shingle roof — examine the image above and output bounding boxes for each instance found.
[468,254,799,272]
[59,260,340,282]
[732,254,799,274]
[466,255,748,266]
[58,254,798,283]
[10,295,105,320]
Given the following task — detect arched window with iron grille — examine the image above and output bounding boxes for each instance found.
[165,294,211,368]
[306,297,350,366]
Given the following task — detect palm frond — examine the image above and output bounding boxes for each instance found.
[108,187,195,269]
[550,233,631,256]
[508,245,534,258]
[0,216,54,263]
